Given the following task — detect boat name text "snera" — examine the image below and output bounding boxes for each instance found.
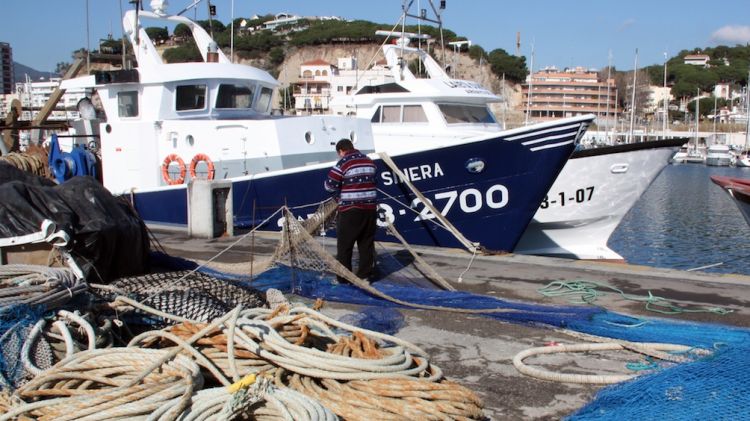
[380,162,444,186]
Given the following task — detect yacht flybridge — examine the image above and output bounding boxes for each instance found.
[54,0,593,253]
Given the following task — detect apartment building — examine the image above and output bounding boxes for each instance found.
[1,42,13,95]
[520,66,618,124]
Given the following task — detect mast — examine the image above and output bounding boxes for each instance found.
[662,52,668,138]
[628,49,638,143]
[605,51,612,144]
[745,69,750,150]
[524,41,535,125]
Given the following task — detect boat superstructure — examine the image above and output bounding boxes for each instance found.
[54,1,591,253]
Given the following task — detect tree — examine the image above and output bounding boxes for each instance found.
[486,48,527,83]
[468,45,487,63]
[55,62,71,76]
[145,26,169,44]
[174,23,192,40]
[269,47,285,66]
[162,42,202,63]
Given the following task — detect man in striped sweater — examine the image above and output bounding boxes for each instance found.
[324,139,378,282]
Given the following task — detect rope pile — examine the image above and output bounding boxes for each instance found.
[0,265,85,309]
[0,152,49,178]
[121,300,485,420]
[0,348,202,421]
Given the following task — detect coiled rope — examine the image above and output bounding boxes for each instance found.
[0,348,203,421]
[0,264,85,309]
[513,341,696,385]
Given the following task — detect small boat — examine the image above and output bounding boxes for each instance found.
[705,144,732,166]
[710,175,750,227]
[671,146,689,163]
[514,138,686,260]
[54,1,591,253]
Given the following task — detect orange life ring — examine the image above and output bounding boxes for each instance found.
[161,154,186,185]
[189,153,215,180]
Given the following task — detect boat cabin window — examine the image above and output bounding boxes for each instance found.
[117,91,139,117]
[371,105,427,123]
[381,105,401,123]
[216,84,254,109]
[253,87,273,113]
[438,104,497,124]
[176,84,207,111]
[403,105,427,122]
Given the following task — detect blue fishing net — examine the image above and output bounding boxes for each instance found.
[0,304,48,390]
[568,340,750,421]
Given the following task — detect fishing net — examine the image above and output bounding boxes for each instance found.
[568,340,750,420]
[93,271,266,326]
[0,305,52,390]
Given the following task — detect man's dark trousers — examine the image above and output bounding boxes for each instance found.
[336,208,377,281]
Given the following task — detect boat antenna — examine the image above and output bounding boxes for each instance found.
[206,0,215,39]
[401,0,445,69]
[85,0,91,73]
[176,0,206,17]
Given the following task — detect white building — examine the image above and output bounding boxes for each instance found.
[292,57,391,114]
[683,54,710,67]
[646,85,673,114]
[714,83,731,99]
[14,77,90,121]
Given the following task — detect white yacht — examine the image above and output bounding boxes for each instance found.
[328,19,682,259]
[705,144,732,166]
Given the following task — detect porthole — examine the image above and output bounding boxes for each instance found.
[305,131,314,144]
[186,134,195,146]
[349,131,357,144]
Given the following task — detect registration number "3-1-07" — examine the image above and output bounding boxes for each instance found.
[377,184,509,227]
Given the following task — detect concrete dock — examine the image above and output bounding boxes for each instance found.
[154,229,750,420]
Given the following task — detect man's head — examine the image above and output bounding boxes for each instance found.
[335,139,354,156]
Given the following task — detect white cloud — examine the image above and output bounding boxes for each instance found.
[618,18,636,32]
[711,25,750,44]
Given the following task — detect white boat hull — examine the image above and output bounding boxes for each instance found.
[514,139,684,260]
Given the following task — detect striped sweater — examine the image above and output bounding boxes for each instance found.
[324,149,377,211]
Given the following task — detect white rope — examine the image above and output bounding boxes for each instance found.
[513,342,694,384]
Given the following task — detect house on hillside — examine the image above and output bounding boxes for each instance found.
[291,57,391,114]
[684,54,710,68]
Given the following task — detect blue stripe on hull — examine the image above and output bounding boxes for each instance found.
[133,118,588,251]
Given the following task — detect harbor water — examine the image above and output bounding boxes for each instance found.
[610,163,750,276]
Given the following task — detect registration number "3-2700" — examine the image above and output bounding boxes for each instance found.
[377,184,509,227]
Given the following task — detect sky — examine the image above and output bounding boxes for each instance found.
[3,0,750,74]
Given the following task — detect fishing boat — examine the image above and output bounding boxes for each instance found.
[53,1,590,253]
[710,175,750,227]
[327,3,682,259]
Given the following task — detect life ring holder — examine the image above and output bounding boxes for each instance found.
[161,154,186,185]
[189,153,215,180]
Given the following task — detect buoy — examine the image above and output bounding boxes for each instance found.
[161,154,186,185]
[189,153,215,180]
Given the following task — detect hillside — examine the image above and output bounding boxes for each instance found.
[13,62,52,83]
